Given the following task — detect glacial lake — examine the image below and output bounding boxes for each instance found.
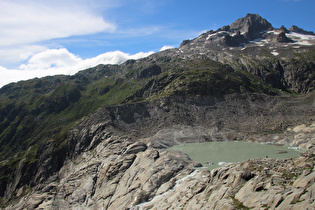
[168,141,302,170]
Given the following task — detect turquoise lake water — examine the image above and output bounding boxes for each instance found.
[168,141,302,170]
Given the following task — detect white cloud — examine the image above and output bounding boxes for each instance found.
[0,0,116,47]
[0,0,119,69]
[0,48,154,87]
[19,49,82,71]
[0,45,49,66]
[160,45,175,51]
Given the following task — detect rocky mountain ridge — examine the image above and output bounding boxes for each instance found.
[169,13,315,93]
[0,14,314,209]
[179,14,315,50]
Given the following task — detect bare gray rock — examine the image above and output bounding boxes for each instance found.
[132,150,315,210]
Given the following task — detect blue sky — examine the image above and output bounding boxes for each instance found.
[0,0,314,87]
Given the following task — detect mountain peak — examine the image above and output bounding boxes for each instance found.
[179,13,315,52]
[179,14,274,50]
[229,13,273,39]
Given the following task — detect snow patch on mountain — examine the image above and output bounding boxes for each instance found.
[287,32,315,46]
[287,32,315,40]
[271,51,279,56]
[249,38,269,47]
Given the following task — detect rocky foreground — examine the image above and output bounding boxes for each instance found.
[7,128,315,210]
[4,94,314,209]
[134,150,315,210]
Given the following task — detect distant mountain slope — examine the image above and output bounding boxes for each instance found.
[0,14,314,209]
[168,13,315,93]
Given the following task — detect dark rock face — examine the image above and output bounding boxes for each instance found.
[277,32,294,43]
[280,25,290,33]
[229,13,273,40]
[223,33,247,47]
[289,25,315,35]
[179,39,191,48]
[241,169,255,181]
[220,25,231,31]
[137,64,161,79]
